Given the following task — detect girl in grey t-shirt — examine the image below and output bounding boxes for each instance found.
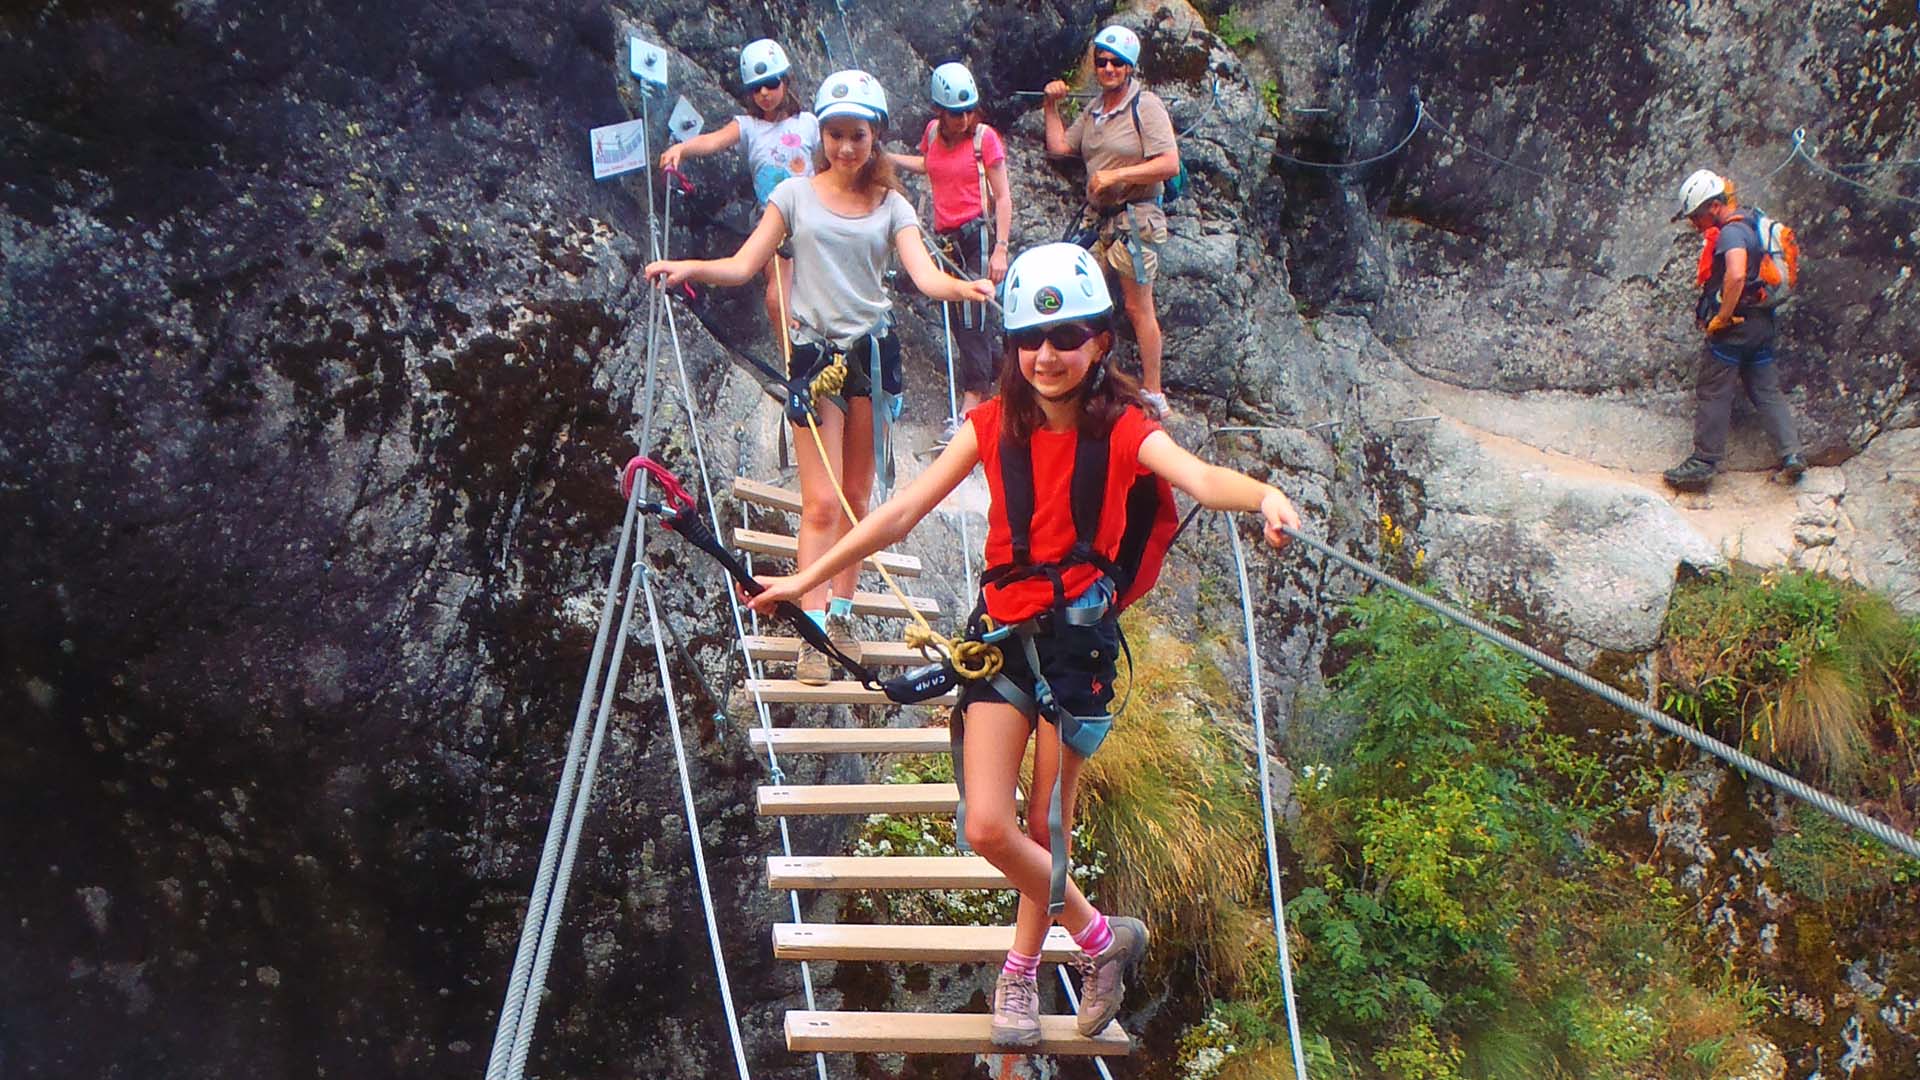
[647,69,991,685]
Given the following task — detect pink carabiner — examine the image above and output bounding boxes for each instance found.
[663,166,694,195]
[621,455,695,512]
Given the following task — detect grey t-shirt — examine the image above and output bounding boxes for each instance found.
[1708,218,1775,348]
[766,177,920,347]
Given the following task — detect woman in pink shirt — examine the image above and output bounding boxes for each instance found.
[892,63,1014,437]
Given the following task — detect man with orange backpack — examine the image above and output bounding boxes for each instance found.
[1663,169,1806,491]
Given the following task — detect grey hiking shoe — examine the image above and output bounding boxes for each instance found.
[1663,455,1716,491]
[1779,453,1808,482]
[793,640,830,686]
[989,970,1041,1048]
[1072,916,1148,1036]
[826,613,863,670]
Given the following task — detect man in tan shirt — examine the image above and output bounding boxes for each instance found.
[1042,24,1181,415]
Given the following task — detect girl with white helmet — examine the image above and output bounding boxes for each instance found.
[648,71,994,686]
[743,243,1301,1047]
[657,39,818,352]
[889,61,1015,437]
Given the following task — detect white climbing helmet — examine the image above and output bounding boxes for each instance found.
[1673,168,1729,221]
[1092,25,1141,68]
[739,39,790,88]
[1001,243,1114,332]
[929,62,980,111]
[815,69,890,124]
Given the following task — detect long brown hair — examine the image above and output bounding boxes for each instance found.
[813,118,907,197]
[742,76,803,121]
[995,322,1145,442]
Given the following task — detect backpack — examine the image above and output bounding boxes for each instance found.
[1128,92,1189,206]
[1698,210,1800,312]
[1748,208,1800,305]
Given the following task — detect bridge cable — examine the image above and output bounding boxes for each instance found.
[659,282,834,1080]
[1225,512,1311,1080]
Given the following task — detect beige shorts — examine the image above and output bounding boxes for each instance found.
[1092,214,1169,286]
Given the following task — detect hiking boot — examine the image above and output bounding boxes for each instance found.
[989,969,1042,1048]
[1140,391,1169,419]
[1072,916,1148,1036]
[1662,455,1716,491]
[826,613,863,670]
[793,640,830,686]
[1779,453,1808,482]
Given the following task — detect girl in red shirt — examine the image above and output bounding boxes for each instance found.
[745,243,1300,1047]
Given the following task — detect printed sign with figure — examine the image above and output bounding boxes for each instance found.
[590,118,649,180]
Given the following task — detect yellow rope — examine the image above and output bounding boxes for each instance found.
[772,250,1001,682]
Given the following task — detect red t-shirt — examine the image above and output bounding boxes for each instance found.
[969,398,1162,623]
[919,122,1005,233]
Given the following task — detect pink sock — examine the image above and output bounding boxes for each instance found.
[1072,912,1113,955]
[1002,948,1041,980]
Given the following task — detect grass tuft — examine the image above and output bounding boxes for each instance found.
[1077,609,1267,990]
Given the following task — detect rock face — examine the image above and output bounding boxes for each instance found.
[2,1,1915,1079]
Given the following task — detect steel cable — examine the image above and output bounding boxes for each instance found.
[1225,513,1310,1080]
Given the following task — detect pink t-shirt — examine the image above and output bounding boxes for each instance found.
[918,122,1005,232]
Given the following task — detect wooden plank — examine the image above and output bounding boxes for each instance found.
[767,856,1008,890]
[748,727,952,754]
[773,924,1077,963]
[852,590,940,619]
[757,783,1017,816]
[733,528,922,577]
[785,1011,1131,1056]
[746,680,956,707]
[745,635,926,668]
[732,475,802,513]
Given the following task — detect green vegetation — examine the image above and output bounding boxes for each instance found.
[1083,612,1268,987]
[1662,567,1920,786]
[1214,10,1259,49]
[1175,589,1776,1079]
[1261,79,1284,121]
[1775,802,1919,907]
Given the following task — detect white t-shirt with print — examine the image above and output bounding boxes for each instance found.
[737,112,820,205]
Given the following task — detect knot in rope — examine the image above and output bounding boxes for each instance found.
[902,623,1004,681]
[809,355,849,400]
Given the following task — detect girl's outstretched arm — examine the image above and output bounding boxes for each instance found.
[745,423,985,612]
[1137,430,1301,549]
[659,118,741,171]
[644,202,785,288]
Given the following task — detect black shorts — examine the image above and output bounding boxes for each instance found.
[788,333,902,402]
[958,615,1121,726]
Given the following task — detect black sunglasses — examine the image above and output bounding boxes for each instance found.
[1011,322,1104,352]
[1093,54,1130,70]
[745,76,784,92]
[939,104,976,116]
